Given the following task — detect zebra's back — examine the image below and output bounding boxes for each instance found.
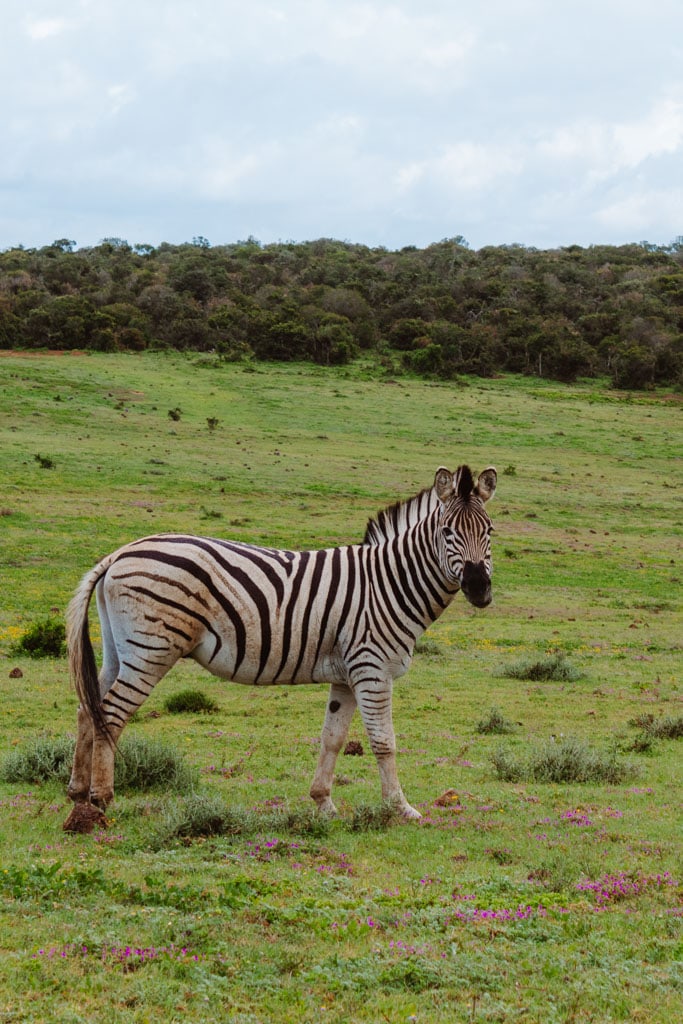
[100,533,361,686]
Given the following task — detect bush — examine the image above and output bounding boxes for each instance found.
[0,734,196,793]
[9,617,66,658]
[157,794,248,840]
[0,735,74,784]
[114,736,197,792]
[492,736,636,784]
[155,795,332,844]
[348,802,404,832]
[163,689,219,714]
[476,706,516,735]
[629,713,683,740]
[500,654,582,683]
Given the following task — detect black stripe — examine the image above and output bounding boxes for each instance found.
[334,546,357,643]
[289,548,328,682]
[313,546,341,667]
[126,585,225,663]
[171,536,288,607]
[272,551,311,681]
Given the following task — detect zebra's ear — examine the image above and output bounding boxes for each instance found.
[434,467,454,501]
[475,466,497,503]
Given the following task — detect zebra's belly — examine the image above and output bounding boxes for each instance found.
[192,641,348,687]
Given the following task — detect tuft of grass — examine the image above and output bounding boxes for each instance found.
[476,706,516,735]
[491,736,636,784]
[163,688,220,714]
[500,653,582,683]
[8,617,66,659]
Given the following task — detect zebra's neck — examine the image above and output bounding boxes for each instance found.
[363,486,438,545]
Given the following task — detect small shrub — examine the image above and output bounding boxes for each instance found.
[115,735,197,792]
[0,735,75,784]
[629,713,683,740]
[348,802,404,832]
[167,407,182,421]
[0,734,196,793]
[163,689,219,714]
[492,736,636,784]
[157,794,247,841]
[8,617,66,658]
[154,796,331,844]
[489,746,525,783]
[414,637,444,656]
[501,654,582,683]
[199,506,223,520]
[476,706,516,735]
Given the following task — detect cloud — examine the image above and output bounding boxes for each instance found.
[25,17,68,41]
[2,1,683,250]
[396,141,523,197]
[537,96,683,181]
[595,187,683,234]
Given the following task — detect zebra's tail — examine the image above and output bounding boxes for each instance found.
[66,554,118,745]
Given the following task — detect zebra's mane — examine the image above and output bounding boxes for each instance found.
[363,486,438,545]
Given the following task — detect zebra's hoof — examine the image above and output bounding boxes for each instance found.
[314,797,339,817]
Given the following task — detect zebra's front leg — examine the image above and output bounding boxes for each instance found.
[354,675,421,820]
[310,683,357,815]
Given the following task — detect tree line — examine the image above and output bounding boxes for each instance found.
[1,234,682,388]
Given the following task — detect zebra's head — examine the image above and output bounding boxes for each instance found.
[434,465,497,608]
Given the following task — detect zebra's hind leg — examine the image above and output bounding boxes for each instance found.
[310,683,357,816]
[88,652,174,810]
[63,707,108,833]
[67,705,95,803]
[353,675,421,820]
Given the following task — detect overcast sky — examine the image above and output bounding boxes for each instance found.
[2,0,682,252]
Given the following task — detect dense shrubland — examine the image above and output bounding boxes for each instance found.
[1,234,682,388]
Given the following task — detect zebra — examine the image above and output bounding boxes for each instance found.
[63,464,496,830]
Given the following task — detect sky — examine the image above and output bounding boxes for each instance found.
[2,0,683,252]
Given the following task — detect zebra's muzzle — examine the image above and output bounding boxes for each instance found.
[461,561,492,608]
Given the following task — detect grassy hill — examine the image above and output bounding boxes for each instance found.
[0,352,681,1023]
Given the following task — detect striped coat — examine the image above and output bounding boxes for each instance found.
[64,464,496,829]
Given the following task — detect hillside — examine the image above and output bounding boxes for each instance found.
[1,236,682,388]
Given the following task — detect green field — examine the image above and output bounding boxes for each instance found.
[0,352,681,1023]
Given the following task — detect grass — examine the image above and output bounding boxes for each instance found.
[500,653,583,682]
[0,352,681,1023]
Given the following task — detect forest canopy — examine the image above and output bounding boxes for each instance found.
[1,235,682,389]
